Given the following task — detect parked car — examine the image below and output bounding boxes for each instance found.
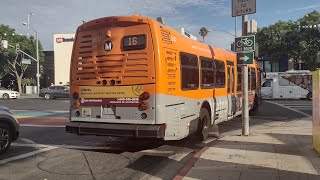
[0,87,20,100]
[39,85,70,100]
[0,106,19,154]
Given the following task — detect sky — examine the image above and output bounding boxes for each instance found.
[0,0,320,51]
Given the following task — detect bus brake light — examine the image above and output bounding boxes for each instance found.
[73,101,80,108]
[139,92,150,101]
[138,102,149,111]
[73,92,79,99]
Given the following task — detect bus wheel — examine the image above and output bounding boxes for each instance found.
[307,92,312,101]
[198,108,210,141]
[249,96,259,116]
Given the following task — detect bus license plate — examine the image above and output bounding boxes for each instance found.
[82,108,91,117]
[103,107,114,115]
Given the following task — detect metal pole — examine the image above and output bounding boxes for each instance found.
[242,15,249,136]
[27,14,30,28]
[36,33,40,95]
[235,17,237,37]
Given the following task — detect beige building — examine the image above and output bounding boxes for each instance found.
[53,34,75,85]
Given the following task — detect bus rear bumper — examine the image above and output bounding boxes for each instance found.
[66,122,165,138]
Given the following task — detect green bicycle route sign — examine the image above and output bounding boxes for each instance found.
[235,35,255,52]
[237,52,254,65]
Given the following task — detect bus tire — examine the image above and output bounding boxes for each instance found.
[249,96,259,116]
[307,92,312,101]
[198,108,210,141]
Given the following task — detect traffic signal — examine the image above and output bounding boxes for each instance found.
[40,65,44,74]
[15,43,20,52]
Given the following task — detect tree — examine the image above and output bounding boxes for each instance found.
[0,24,44,93]
[256,21,293,63]
[256,11,320,71]
[292,11,320,70]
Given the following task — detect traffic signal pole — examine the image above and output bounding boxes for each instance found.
[242,15,250,136]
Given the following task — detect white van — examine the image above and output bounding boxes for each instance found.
[261,70,312,100]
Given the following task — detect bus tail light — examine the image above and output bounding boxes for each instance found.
[73,101,80,108]
[139,92,150,101]
[73,92,79,99]
[138,102,149,111]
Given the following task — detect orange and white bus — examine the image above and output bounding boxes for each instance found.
[66,15,261,141]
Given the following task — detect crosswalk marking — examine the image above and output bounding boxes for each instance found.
[265,101,311,117]
[275,104,312,111]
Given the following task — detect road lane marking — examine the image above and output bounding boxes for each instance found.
[0,146,57,165]
[265,101,311,117]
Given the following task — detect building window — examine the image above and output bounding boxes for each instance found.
[180,52,199,90]
[200,57,214,89]
[214,60,226,88]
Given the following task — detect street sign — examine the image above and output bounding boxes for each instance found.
[237,52,254,65]
[21,58,31,65]
[232,0,256,17]
[235,35,255,52]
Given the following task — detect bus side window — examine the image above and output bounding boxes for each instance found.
[200,56,214,89]
[180,52,199,90]
[214,60,226,88]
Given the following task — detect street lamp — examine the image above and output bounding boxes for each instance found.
[22,13,40,95]
[208,29,235,37]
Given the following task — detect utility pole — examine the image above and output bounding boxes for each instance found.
[232,0,256,136]
[23,13,40,95]
[242,15,249,136]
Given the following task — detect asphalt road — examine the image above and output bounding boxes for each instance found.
[0,98,69,111]
[266,99,312,116]
[0,98,313,179]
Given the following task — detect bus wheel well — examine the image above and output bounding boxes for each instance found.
[200,101,211,121]
[249,94,259,116]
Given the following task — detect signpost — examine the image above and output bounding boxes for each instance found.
[232,0,256,136]
[232,0,256,17]
[237,52,254,65]
[22,58,31,65]
[235,35,255,52]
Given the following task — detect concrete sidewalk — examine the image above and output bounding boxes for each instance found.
[177,116,320,180]
[19,94,41,99]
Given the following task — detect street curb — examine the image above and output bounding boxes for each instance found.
[173,139,219,180]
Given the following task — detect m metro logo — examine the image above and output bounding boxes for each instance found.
[104,41,113,51]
